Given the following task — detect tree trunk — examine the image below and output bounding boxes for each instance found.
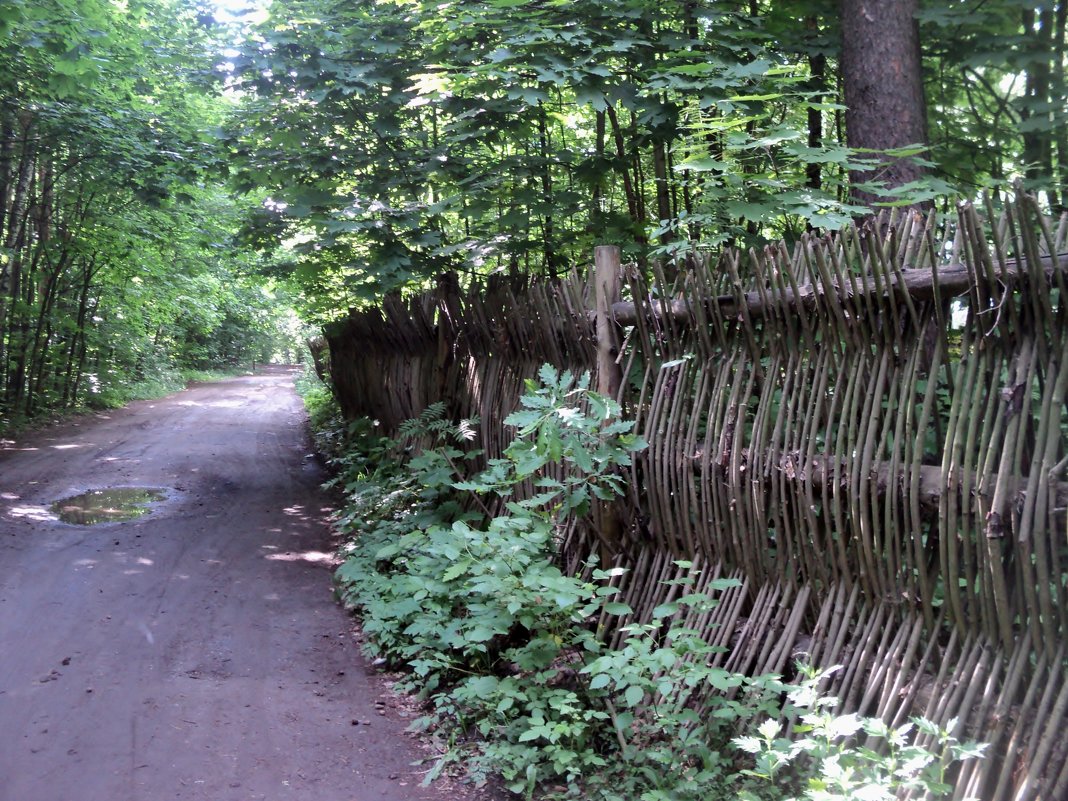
[652,138,673,244]
[1050,2,1067,212]
[591,109,606,232]
[839,0,928,207]
[605,103,641,236]
[63,259,95,407]
[536,102,557,273]
[1021,6,1056,208]
[0,104,14,237]
[806,15,827,194]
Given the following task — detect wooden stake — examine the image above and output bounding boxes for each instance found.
[593,245,624,557]
[594,245,623,401]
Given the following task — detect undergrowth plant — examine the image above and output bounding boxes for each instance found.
[316,365,985,800]
[735,665,987,801]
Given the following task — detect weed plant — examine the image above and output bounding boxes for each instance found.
[310,365,984,800]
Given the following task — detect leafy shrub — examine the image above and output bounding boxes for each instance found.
[735,665,987,801]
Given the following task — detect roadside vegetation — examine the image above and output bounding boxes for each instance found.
[298,366,985,800]
[0,0,308,434]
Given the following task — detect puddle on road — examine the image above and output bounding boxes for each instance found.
[52,487,167,525]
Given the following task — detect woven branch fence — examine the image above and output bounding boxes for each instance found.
[324,193,1068,801]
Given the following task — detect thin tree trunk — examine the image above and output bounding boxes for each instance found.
[62,257,95,407]
[592,109,605,229]
[652,138,673,244]
[807,19,827,193]
[1021,6,1055,207]
[1053,1,1067,212]
[3,114,35,252]
[630,111,646,226]
[25,250,67,415]
[605,104,642,237]
[0,103,14,238]
[0,116,36,387]
[537,102,556,273]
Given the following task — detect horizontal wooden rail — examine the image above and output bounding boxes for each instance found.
[679,449,1068,524]
[607,253,1067,326]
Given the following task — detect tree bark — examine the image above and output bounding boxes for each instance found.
[652,138,672,244]
[536,102,557,273]
[592,109,605,227]
[806,16,827,194]
[0,104,14,238]
[605,104,642,237]
[839,0,929,207]
[1021,6,1056,209]
[1051,2,1067,212]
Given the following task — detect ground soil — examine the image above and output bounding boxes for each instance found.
[0,367,490,801]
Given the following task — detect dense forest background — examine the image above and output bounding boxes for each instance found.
[1,0,1065,425]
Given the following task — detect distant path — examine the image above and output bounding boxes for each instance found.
[0,368,474,801]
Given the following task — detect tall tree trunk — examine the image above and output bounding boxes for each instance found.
[652,138,673,244]
[26,249,67,415]
[592,109,606,229]
[0,104,14,238]
[3,113,35,252]
[605,104,642,237]
[536,102,556,273]
[806,16,827,193]
[0,113,36,372]
[62,257,95,407]
[1021,6,1055,207]
[840,0,929,207]
[1055,1,1068,212]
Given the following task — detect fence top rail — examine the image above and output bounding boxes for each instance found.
[606,251,1068,327]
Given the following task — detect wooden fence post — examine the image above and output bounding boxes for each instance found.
[593,245,623,558]
[593,245,623,401]
[435,271,461,408]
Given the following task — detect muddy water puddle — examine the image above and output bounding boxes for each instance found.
[52,487,167,525]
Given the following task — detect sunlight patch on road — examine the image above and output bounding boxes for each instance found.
[265,550,333,564]
[6,504,56,522]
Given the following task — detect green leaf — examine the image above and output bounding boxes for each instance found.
[623,685,644,707]
[588,673,612,690]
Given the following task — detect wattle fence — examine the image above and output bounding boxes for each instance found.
[321,193,1068,801]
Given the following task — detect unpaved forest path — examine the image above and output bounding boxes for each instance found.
[0,368,478,801]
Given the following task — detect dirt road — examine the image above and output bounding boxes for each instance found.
[0,368,475,801]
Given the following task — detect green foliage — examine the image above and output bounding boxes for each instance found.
[455,366,645,516]
[225,0,1064,320]
[323,365,984,799]
[735,665,988,801]
[294,367,384,466]
[225,0,871,309]
[0,1,305,427]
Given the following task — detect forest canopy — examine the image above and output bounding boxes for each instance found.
[0,0,304,426]
[1,0,1065,422]
[224,0,1067,312]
